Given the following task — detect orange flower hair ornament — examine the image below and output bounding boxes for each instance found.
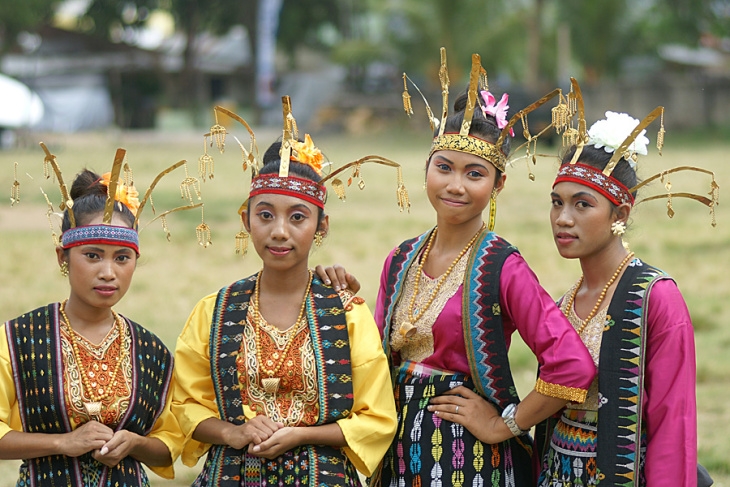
[99,171,140,216]
[291,134,324,175]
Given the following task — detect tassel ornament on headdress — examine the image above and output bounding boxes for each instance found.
[11,162,20,206]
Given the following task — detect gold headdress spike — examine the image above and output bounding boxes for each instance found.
[29,142,206,246]
[460,54,482,137]
[39,142,75,227]
[279,96,296,178]
[438,47,450,137]
[102,149,125,224]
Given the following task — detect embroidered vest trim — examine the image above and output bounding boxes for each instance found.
[381,228,520,407]
[5,303,173,486]
[597,259,669,486]
[199,274,355,486]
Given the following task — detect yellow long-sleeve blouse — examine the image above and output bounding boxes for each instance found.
[171,291,397,477]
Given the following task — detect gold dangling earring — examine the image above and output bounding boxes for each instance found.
[611,221,626,236]
[314,231,325,247]
[60,261,69,277]
[487,189,498,232]
[235,223,249,257]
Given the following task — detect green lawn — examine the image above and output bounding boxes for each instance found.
[0,125,727,486]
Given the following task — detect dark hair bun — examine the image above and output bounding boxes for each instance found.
[69,169,106,200]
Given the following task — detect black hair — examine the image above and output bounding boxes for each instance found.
[61,169,136,232]
[430,89,511,181]
[559,145,639,201]
[249,141,327,225]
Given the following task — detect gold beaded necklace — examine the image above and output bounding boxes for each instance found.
[251,269,312,394]
[564,252,635,335]
[399,223,485,339]
[59,299,127,420]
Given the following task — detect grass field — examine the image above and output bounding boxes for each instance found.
[0,124,727,486]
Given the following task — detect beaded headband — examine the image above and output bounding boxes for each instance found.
[202,96,410,255]
[553,78,719,225]
[11,143,210,250]
[61,224,140,253]
[402,47,563,176]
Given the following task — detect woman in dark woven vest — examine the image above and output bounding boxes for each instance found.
[172,100,398,486]
[0,147,192,486]
[321,50,596,487]
[535,81,710,486]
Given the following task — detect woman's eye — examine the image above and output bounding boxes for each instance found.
[291,213,306,222]
[84,252,100,260]
[551,199,562,207]
[467,170,484,178]
[258,211,273,220]
[436,163,450,171]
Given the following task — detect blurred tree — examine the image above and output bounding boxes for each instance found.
[279,0,341,66]
[553,0,631,80]
[0,0,60,53]
[78,0,348,120]
[371,0,532,91]
[77,0,249,115]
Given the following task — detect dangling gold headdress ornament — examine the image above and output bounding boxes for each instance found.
[402,47,564,229]
[15,142,209,253]
[553,77,719,226]
[202,95,410,256]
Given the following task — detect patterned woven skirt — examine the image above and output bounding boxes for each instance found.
[537,409,599,486]
[192,445,361,487]
[374,361,533,487]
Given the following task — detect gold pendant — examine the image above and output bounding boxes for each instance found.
[262,377,280,394]
[84,401,103,420]
[399,322,416,338]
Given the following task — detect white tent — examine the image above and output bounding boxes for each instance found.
[0,73,44,128]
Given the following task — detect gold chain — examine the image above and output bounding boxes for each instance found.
[407,223,485,325]
[564,252,635,334]
[59,300,126,404]
[252,270,312,378]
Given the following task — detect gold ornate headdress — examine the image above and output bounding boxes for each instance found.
[202,95,410,256]
[12,142,210,252]
[402,47,564,177]
[553,77,719,225]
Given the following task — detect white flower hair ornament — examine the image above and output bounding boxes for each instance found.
[588,111,650,166]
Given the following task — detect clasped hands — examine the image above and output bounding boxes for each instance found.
[223,415,298,460]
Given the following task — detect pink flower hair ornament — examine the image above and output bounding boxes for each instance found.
[480,90,514,137]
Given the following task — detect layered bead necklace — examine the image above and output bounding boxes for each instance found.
[399,223,485,338]
[563,252,635,335]
[59,299,127,420]
[250,270,312,394]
